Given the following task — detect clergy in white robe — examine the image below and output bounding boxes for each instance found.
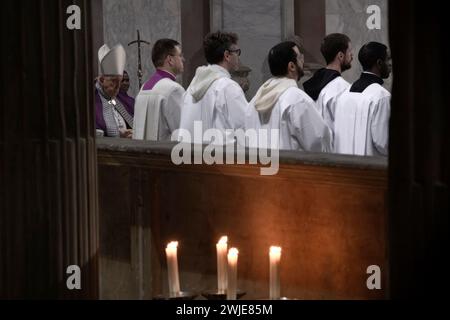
[245,41,332,152]
[334,42,392,156]
[303,33,353,135]
[179,31,248,144]
[133,39,185,141]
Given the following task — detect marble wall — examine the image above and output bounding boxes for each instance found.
[103,0,182,97]
[101,0,391,97]
[213,0,391,97]
[326,0,391,90]
[220,0,283,98]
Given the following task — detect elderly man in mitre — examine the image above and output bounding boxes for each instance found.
[95,44,134,138]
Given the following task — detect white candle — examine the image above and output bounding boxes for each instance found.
[227,248,239,300]
[269,246,281,300]
[165,241,180,297]
[216,236,228,293]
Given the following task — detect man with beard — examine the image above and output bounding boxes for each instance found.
[334,42,392,156]
[245,41,332,152]
[303,33,353,137]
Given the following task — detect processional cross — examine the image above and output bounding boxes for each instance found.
[128,30,150,89]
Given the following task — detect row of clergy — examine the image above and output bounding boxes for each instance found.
[95,32,392,157]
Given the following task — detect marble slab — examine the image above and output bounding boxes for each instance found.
[326,0,392,91]
[222,0,282,98]
[103,0,182,97]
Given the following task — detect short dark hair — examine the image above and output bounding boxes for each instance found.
[268,41,298,77]
[358,42,388,71]
[204,31,239,64]
[320,33,351,64]
[152,39,180,68]
[286,35,305,55]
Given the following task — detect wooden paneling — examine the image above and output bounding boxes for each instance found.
[0,0,98,299]
[98,145,387,299]
[388,1,450,298]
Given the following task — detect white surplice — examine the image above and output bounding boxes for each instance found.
[133,78,185,141]
[179,64,248,144]
[334,84,391,156]
[245,78,332,152]
[315,76,350,134]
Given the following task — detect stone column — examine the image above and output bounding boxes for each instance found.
[181,0,210,87]
[293,0,326,66]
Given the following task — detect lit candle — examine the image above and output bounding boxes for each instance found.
[227,248,239,300]
[165,241,180,297]
[216,236,228,294]
[269,246,281,300]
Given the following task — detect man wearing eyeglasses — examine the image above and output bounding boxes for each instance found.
[133,39,186,141]
[179,31,249,145]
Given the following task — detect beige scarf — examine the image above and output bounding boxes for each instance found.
[188,65,228,102]
[253,77,298,116]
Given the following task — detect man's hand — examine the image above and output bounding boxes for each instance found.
[119,129,133,139]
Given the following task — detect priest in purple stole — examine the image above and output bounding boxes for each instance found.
[133,39,185,141]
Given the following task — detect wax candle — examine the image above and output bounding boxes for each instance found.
[227,248,239,300]
[269,246,281,300]
[216,236,228,293]
[165,241,180,297]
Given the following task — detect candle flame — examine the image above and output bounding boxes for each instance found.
[167,241,178,249]
[218,236,228,245]
[228,247,239,257]
[270,246,282,255]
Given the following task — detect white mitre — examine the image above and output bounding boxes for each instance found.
[98,44,126,76]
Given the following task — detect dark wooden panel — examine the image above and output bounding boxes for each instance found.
[0,0,98,299]
[98,148,388,299]
[388,1,450,298]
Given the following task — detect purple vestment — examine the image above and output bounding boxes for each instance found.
[117,91,135,112]
[95,88,135,132]
[142,69,176,91]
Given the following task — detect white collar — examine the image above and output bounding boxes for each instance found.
[363,71,379,76]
